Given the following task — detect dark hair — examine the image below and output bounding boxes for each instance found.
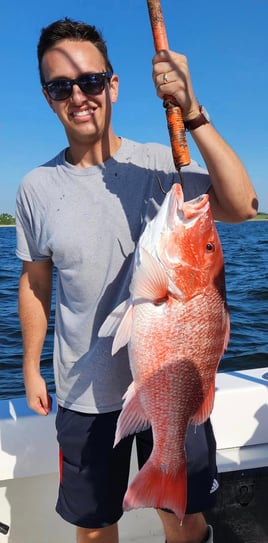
[37,17,113,84]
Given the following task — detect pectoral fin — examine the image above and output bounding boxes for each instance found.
[131,248,169,301]
[98,299,133,355]
[191,380,216,425]
[114,382,150,446]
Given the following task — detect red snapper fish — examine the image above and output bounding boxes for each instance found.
[99,183,230,521]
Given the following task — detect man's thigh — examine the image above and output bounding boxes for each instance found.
[55,408,134,528]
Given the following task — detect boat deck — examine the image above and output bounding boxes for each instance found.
[1,367,268,542]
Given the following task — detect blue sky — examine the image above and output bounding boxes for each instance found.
[1,0,267,214]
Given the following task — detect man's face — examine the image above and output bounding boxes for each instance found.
[41,39,118,146]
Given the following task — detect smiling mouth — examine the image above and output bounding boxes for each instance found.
[72,109,94,118]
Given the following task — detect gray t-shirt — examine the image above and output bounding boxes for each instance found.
[16,137,211,413]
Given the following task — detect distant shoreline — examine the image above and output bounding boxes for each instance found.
[1,218,268,227]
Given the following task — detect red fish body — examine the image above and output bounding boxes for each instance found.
[99,183,230,521]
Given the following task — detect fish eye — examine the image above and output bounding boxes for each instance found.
[206,242,215,252]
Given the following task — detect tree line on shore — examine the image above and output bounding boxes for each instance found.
[0,211,268,226]
[0,213,16,225]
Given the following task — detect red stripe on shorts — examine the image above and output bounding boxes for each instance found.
[59,448,63,484]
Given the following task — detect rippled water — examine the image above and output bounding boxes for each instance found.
[0,222,267,399]
[0,227,55,398]
[217,221,268,371]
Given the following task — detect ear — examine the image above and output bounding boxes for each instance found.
[109,75,119,104]
[42,88,56,112]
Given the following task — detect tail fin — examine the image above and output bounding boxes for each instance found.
[123,458,187,522]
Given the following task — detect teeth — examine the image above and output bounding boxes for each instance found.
[73,110,92,117]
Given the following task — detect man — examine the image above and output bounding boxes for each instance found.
[16,17,258,543]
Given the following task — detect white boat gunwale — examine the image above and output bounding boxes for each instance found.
[1,366,268,542]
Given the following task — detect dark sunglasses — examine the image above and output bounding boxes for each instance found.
[43,71,113,101]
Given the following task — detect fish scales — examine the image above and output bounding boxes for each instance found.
[99,183,230,521]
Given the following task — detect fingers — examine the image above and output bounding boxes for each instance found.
[24,372,53,415]
[40,393,53,415]
[156,69,178,90]
[152,50,188,98]
[152,49,199,117]
[27,393,52,416]
[152,50,188,84]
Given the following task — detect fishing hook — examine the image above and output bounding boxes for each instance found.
[155,171,185,195]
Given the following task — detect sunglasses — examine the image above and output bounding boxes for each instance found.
[43,71,113,101]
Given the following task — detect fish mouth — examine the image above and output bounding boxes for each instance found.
[167,184,210,229]
[139,183,210,258]
[155,185,211,281]
[136,183,209,271]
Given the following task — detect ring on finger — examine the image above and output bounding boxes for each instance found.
[162,73,168,84]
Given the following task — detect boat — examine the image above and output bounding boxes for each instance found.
[1,366,268,543]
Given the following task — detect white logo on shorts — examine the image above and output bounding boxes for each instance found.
[210,478,219,494]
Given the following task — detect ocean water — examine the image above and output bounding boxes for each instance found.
[0,222,267,400]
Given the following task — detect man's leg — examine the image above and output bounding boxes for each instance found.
[157,510,211,543]
[55,408,134,540]
[77,523,118,543]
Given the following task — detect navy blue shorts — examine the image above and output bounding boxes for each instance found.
[55,407,218,528]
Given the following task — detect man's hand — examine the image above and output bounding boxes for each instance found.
[152,49,200,121]
[24,369,52,415]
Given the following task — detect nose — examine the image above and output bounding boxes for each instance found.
[70,83,87,103]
